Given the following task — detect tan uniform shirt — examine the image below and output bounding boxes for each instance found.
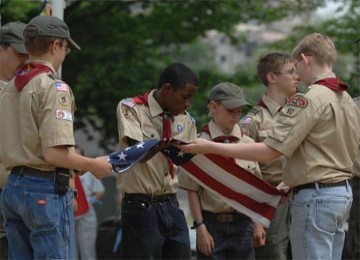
[0,60,76,172]
[179,120,261,213]
[240,94,284,185]
[353,96,360,177]
[0,80,9,188]
[116,89,197,195]
[265,72,360,187]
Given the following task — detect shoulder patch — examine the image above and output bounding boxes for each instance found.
[240,116,252,125]
[54,81,69,92]
[287,94,308,108]
[122,98,136,108]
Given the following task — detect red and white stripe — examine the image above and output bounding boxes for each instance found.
[181,154,284,227]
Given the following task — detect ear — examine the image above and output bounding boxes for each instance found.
[49,39,60,54]
[208,100,217,114]
[266,71,277,84]
[300,53,310,66]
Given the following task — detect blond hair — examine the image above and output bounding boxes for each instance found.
[292,33,337,66]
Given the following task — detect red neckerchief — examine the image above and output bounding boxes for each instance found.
[132,90,152,106]
[314,78,348,92]
[257,98,268,109]
[201,124,239,163]
[15,63,52,92]
[133,90,175,178]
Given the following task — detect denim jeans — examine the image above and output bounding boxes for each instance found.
[0,173,74,259]
[290,182,352,260]
[198,211,254,260]
[118,194,191,259]
[255,201,291,260]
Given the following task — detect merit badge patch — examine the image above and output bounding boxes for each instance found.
[287,95,308,108]
[177,124,184,132]
[55,81,69,92]
[56,109,73,121]
[58,94,69,106]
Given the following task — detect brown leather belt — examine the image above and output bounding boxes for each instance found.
[293,180,348,194]
[202,211,249,223]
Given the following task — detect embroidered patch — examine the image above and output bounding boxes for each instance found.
[122,99,136,108]
[177,124,184,132]
[55,81,69,92]
[58,94,69,106]
[240,116,252,125]
[284,107,296,116]
[287,95,308,108]
[37,199,47,205]
[56,109,73,121]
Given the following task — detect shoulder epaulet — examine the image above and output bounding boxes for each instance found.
[248,107,261,116]
[122,98,137,108]
[187,112,196,125]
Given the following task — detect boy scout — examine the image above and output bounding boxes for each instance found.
[0,21,28,260]
[240,53,299,260]
[0,16,111,259]
[180,82,265,259]
[116,62,198,259]
[347,96,360,259]
[178,33,360,260]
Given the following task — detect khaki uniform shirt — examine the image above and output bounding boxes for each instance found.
[116,89,197,195]
[0,60,76,172]
[353,97,360,177]
[0,80,9,188]
[265,72,360,187]
[179,120,261,213]
[240,95,284,185]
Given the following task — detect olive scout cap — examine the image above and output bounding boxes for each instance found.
[24,15,80,50]
[209,82,249,109]
[0,22,27,54]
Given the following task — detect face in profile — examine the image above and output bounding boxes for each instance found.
[165,83,198,116]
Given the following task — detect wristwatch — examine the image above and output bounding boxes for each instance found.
[191,219,204,229]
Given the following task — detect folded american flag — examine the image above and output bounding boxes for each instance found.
[108,139,286,227]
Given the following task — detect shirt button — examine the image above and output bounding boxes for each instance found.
[165,173,169,176]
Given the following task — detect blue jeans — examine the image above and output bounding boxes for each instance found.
[290,182,352,260]
[198,211,254,260]
[0,173,74,259]
[119,193,191,259]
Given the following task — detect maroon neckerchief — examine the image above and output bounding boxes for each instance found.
[257,98,268,110]
[15,63,52,92]
[314,78,348,92]
[201,124,239,163]
[133,90,175,178]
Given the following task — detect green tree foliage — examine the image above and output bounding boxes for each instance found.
[3,0,355,150]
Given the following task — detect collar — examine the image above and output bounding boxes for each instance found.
[311,72,336,86]
[259,95,283,116]
[208,120,242,140]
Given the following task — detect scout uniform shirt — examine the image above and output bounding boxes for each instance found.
[265,72,360,187]
[179,120,261,213]
[116,89,197,195]
[0,60,76,171]
[0,80,9,188]
[353,97,360,177]
[240,95,284,185]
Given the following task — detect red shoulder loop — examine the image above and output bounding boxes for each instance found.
[132,90,152,107]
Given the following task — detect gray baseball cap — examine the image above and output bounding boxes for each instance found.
[24,15,80,50]
[209,82,249,109]
[0,22,27,54]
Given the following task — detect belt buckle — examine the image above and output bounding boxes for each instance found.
[217,214,233,223]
